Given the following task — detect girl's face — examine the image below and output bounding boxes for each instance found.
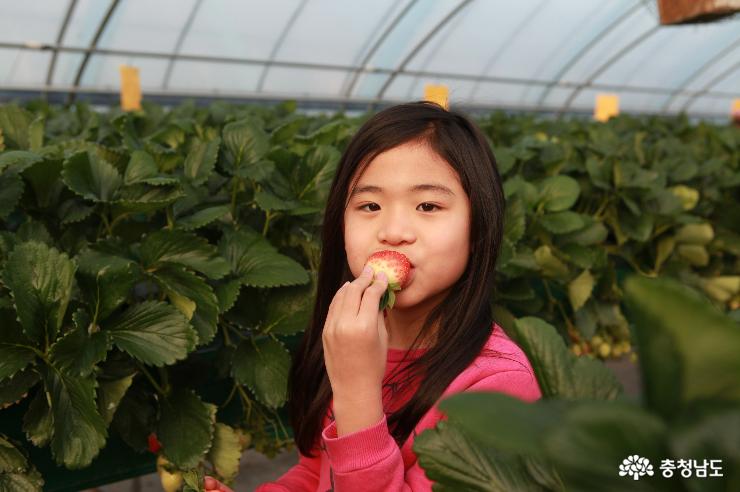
[343,139,472,309]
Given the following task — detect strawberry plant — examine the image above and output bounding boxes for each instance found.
[0,99,737,489]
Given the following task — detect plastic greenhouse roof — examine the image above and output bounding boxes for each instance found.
[0,0,738,119]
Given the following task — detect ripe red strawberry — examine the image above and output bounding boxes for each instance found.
[148,432,162,454]
[365,250,412,311]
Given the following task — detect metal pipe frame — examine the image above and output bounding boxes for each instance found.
[162,0,204,90]
[536,1,644,107]
[680,58,740,112]
[1,41,736,101]
[256,0,310,92]
[46,0,78,86]
[70,0,122,102]
[0,85,730,121]
[375,0,474,100]
[661,34,740,112]
[342,0,419,98]
[559,24,661,114]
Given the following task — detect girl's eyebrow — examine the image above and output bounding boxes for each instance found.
[350,183,455,197]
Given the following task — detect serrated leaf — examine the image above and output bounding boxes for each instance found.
[0,171,24,220]
[113,182,184,213]
[0,367,40,408]
[510,317,622,400]
[222,119,269,174]
[568,270,594,312]
[538,176,580,212]
[413,419,547,492]
[232,338,290,408]
[0,472,44,492]
[41,365,108,469]
[56,198,95,225]
[150,265,219,346]
[104,301,197,367]
[140,230,230,280]
[22,389,53,448]
[0,150,43,174]
[123,150,158,185]
[0,319,36,381]
[208,423,241,482]
[184,137,220,186]
[49,323,111,378]
[219,228,308,288]
[96,374,134,426]
[0,105,33,149]
[539,211,585,234]
[158,388,216,469]
[62,151,122,202]
[176,205,230,231]
[214,279,242,314]
[0,435,28,472]
[262,271,316,335]
[77,250,140,321]
[3,241,77,344]
[533,245,568,278]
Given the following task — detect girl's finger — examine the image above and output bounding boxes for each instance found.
[358,271,388,322]
[342,266,376,317]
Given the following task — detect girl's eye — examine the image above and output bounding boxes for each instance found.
[357,203,440,212]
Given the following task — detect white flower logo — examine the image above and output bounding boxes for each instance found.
[619,455,654,481]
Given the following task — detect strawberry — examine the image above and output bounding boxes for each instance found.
[148,432,162,454]
[365,250,412,311]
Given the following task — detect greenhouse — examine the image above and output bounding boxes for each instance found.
[0,1,738,491]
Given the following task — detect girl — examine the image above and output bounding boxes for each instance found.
[205,101,541,492]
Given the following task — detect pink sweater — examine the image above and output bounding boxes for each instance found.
[255,323,541,492]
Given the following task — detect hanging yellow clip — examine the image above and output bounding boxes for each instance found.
[594,93,619,122]
[424,84,449,110]
[119,65,142,111]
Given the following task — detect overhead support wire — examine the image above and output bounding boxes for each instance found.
[69,0,122,103]
[162,0,204,90]
[375,0,474,102]
[45,0,78,89]
[256,0,310,92]
[536,1,643,107]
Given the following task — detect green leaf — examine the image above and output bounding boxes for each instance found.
[41,365,108,469]
[568,270,594,312]
[28,115,44,150]
[544,401,669,492]
[0,367,40,408]
[49,322,111,378]
[184,137,220,186]
[22,389,53,447]
[214,278,242,314]
[539,211,585,234]
[534,245,568,278]
[510,317,622,400]
[0,105,33,149]
[222,119,269,172]
[61,151,122,202]
[208,423,242,482]
[2,241,77,344]
[158,388,216,469]
[0,318,36,381]
[262,271,316,335]
[0,472,44,492]
[219,228,309,288]
[0,171,24,220]
[232,337,290,408]
[0,150,43,174]
[96,374,135,426]
[624,276,740,414]
[151,265,219,346]
[104,301,197,367]
[140,230,230,280]
[561,219,608,247]
[176,205,230,231]
[113,182,184,213]
[538,176,580,212]
[0,434,28,472]
[413,418,547,492]
[76,248,140,320]
[503,197,526,243]
[620,210,654,242]
[297,145,341,204]
[123,150,159,185]
[56,198,95,225]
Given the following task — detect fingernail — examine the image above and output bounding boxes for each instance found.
[378,271,387,282]
[363,266,373,276]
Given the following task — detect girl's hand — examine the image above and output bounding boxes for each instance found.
[204,475,234,492]
[322,266,389,402]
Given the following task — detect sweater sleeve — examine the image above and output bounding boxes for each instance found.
[319,370,542,492]
[321,413,432,492]
[254,447,321,492]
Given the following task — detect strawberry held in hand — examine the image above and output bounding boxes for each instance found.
[365,250,412,311]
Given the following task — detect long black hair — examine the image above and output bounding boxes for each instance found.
[288,101,506,456]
